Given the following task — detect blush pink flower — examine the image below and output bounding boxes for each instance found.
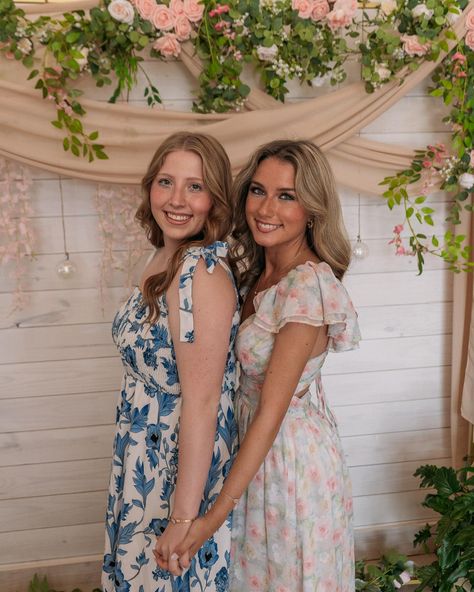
[153,32,181,57]
[135,0,156,20]
[292,0,313,19]
[174,14,192,39]
[396,245,406,255]
[465,8,474,30]
[170,0,185,15]
[326,6,353,29]
[183,0,204,22]
[466,30,474,51]
[452,51,466,63]
[152,4,174,30]
[311,0,330,21]
[393,224,404,234]
[400,34,430,56]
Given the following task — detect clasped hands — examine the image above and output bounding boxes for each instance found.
[153,516,213,576]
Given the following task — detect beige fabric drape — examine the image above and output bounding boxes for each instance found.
[2,2,473,191]
[4,1,474,462]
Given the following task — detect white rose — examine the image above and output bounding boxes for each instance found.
[108,0,135,24]
[380,0,396,15]
[459,173,474,189]
[412,4,433,19]
[446,9,461,25]
[375,63,391,80]
[256,44,278,61]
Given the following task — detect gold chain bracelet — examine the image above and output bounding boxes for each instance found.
[169,516,196,525]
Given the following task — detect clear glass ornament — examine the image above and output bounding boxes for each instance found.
[352,238,369,260]
[57,256,77,278]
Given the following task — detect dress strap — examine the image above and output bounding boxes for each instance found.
[178,241,232,343]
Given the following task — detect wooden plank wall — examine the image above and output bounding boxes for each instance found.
[0,58,452,590]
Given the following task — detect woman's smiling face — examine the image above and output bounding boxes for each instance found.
[150,149,212,246]
[245,156,309,250]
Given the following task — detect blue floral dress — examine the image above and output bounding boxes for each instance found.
[102,242,239,592]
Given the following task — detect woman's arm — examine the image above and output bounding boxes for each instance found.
[154,260,236,573]
[174,321,325,571]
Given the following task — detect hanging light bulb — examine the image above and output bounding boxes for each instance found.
[352,192,369,260]
[57,253,77,278]
[352,237,370,260]
[56,176,77,278]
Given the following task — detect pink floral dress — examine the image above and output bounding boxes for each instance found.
[231,261,361,592]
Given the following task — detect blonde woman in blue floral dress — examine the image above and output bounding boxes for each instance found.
[173,140,360,591]
[102,132,239,592]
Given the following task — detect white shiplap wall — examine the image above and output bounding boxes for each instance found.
[0,58,452,590]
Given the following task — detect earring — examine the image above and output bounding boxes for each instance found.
[307,218,314,229]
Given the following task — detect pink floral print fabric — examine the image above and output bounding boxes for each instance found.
[231,261,361,592]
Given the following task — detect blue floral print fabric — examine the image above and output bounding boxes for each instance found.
[102,241,239,592]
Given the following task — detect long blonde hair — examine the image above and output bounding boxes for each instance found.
[231,139,351,288]
[136,132,234,322]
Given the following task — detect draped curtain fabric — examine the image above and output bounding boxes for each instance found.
[3,0,474,462]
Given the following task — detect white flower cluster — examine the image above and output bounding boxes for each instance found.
[260,0,283,14]
[271,57,303,78]
[439,156,459,180]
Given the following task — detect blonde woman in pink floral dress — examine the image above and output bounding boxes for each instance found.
[172,140,361,591]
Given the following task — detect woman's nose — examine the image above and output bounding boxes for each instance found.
[169,184,186,208]
[257,196,275,218]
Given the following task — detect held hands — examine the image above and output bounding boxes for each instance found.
[153,512,221,576]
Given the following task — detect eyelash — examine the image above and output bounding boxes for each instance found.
[157,178,202,192]
[249,185,295,201]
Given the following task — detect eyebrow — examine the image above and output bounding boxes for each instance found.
[250,180,296,192]
[158,173,204,182]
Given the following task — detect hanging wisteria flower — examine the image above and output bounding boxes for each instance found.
[411,4,434,20]
[459,173,474,190]
[107,0,135,24]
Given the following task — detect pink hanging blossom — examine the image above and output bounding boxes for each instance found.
[0,158,34,310]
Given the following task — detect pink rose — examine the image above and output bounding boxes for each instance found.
[174,14,192,39]
[292,0,313,19]
[401,34,430,56]
[466,8,474,30]
[466,30,474,51]
[135,0,156,20]
[326,7,352,29]
[153,32,181,57]
[170,0,185,15]
[152,4,174,29]
[311,0,330,21]
[183,0,204,22]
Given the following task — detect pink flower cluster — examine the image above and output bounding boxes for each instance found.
[465,8,474,51]
[388,224,413,256]
[44,67,74,116]
[132,0,204,58]
[452,51,467,78]
[291,0,356,29]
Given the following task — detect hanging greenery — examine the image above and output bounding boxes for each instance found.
[0,0,473,272]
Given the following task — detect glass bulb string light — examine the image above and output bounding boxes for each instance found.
[56,175,77,278]
[352,8,369,262]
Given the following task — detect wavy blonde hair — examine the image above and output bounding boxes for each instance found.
[136,132,234,322]
[231,139,351,288]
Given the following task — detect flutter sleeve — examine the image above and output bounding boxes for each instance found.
[253,261,361,352]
